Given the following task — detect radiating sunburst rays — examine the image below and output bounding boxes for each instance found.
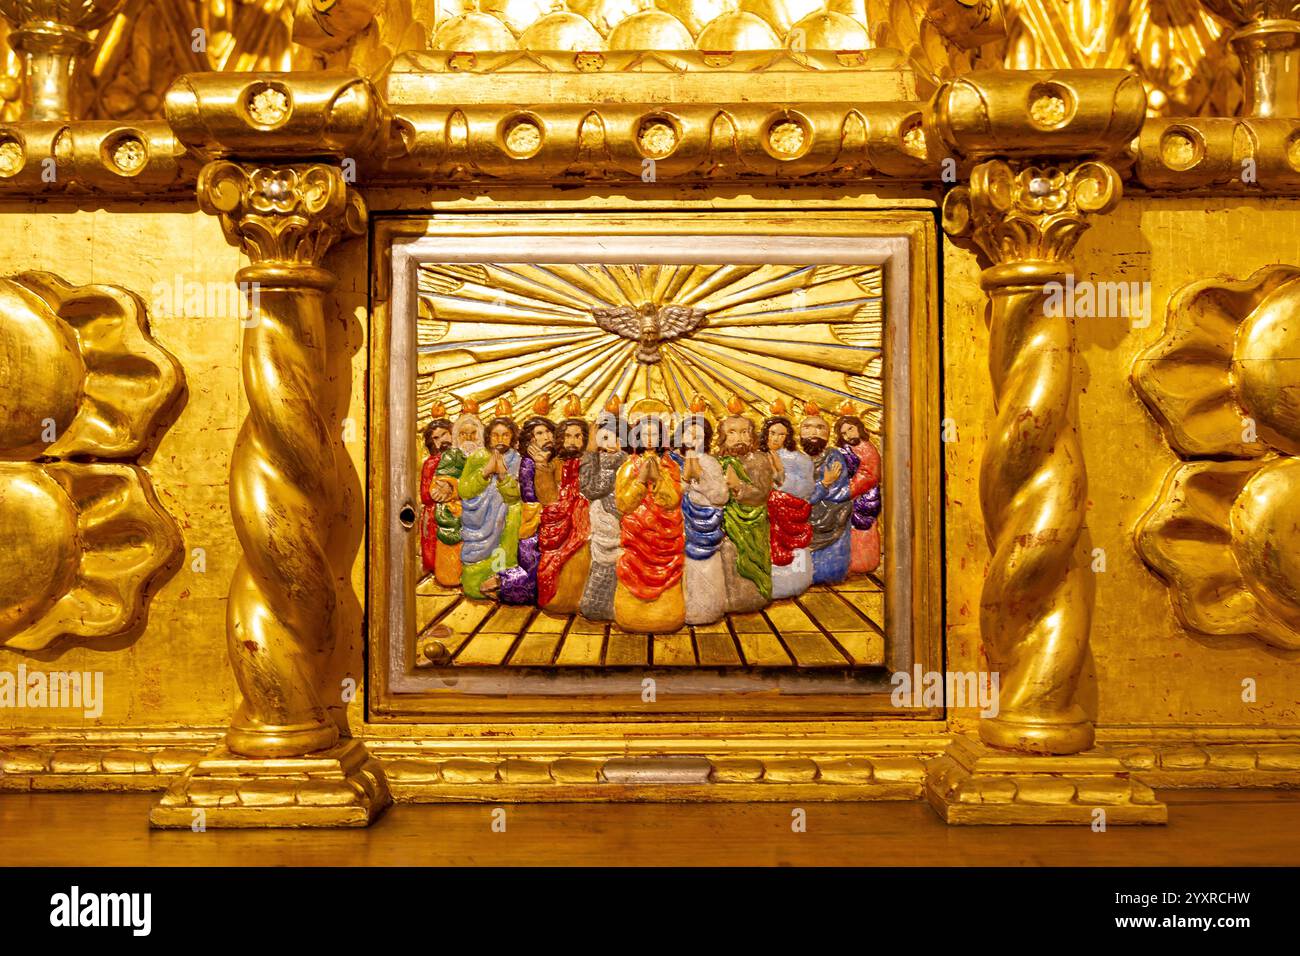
[415,262,884,439]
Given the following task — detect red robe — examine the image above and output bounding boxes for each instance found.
[769,489,813,566]
[419,452,442,573]
[537,457,591,607]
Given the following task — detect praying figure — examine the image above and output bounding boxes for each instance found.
[800,401,852,585]
[418,406,453,577]
[716,398,772,613]
[536,396,592,615]
[494,398,555,604]
[458,400,522,600]
[614,403,685,633]
[578,400,628,622]
[671,399,729,625]
[426,400,481,588]
[762,400,814,600]
[835,404,882,574]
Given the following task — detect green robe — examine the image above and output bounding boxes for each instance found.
[434,447,466,546]
[457,448,521,599]
[718,455,772,601]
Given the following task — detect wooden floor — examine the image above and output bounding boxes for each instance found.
[2,790,1297,866]
[416,575,887,669]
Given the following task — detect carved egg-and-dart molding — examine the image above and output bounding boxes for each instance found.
[0,271,184,651]
[1133,264,1300,651]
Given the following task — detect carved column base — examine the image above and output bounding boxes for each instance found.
[149,739,391,829]
[925,736,1167,825]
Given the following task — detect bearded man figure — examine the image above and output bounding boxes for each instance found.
[670,401,728,625]
[800,401,852,585]
[425,400,482,588]
[614,403,685,633]
[458,401,522,600]
[716,398,772,613]
[762,400,814,600]
[835,405,883,574]
[494,399,555,605]
[418,406,453,578]
[536,396,591,614]
[578,400,628,622]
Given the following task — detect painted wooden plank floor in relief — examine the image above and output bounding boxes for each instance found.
[413,574,886,669]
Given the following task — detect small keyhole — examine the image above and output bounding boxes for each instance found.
[399,502,416,529]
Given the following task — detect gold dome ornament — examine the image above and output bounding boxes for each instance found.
[787,10,869,50]
[432,10,519,51]
[697,8,780,49]
[608,6,694,49]
[1134,264,1300,649]
[520,10,606,49]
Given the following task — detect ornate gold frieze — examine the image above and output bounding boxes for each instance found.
[383,49,933,181]
[380,749,930,801]
[0,272,183,651]
[1134,265,1300,651]
[0,119,190,193]
[1135,116,1300,190]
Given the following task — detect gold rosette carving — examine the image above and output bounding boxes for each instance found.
[1134,265,1300,651]
[0,271,183,650]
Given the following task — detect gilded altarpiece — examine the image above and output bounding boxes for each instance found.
[0,0,1298,829]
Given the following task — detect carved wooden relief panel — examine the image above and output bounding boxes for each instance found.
[372,213,940,718]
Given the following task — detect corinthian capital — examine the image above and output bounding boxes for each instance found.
[198,161,366,272]
[941,159,1123,269]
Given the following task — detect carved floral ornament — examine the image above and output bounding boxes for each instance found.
[1134,265,1300,651]
[941,159,1124,266]
[198,160,367,269]
[0,272,184,650]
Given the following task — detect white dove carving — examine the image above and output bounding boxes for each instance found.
[591,302,707,364]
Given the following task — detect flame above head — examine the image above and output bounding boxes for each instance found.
[495,397,513,418]
[429,399,447,418]
[837,399,856,417]
[461,398,480,415]
[770,397,787,416]
[689,393,707,414]
[533,393,552,416]
[564,393,583,418]
[802,399,822,418]
[605,394,622,415]
[727,395,746,415]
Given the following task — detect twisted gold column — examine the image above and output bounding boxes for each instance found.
[152,159,389,826]
[943,159,1119,754]
[203,161,364,757]
[227,274,339,756]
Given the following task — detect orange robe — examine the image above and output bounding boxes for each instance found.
[613,453,685,633]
